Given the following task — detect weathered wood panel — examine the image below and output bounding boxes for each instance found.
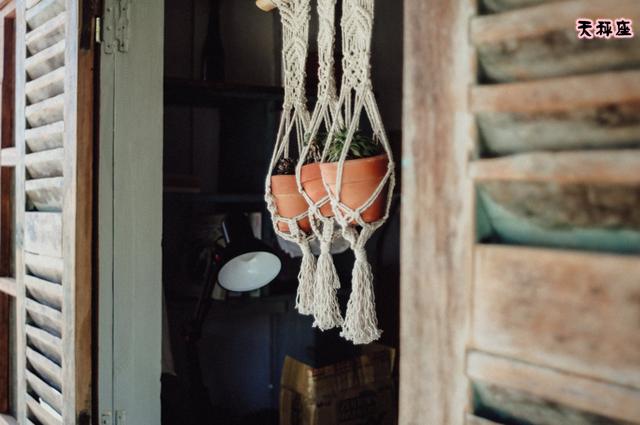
[25,298,61,336]
[401,0,476,424]
[477,102,640,155]
[473,0,640,45]
[473,245,640,388]
[25,325,61,365]
[25,370,62,414]
[25,94,63,127]
[470,150,640,184]
[473,0,640,83]
[25,67,64,104]
[24,39,64,80]
[24,252,62,283]
[26,347,62,390]
[25,0,63,30]
[25,12,64,55]
[25,148,63,178]
[24,212,62,257]
[469,352,640,423]
[474,381,637,425]
[25,121,63,152]
[471,70,640,114]
[26,394,62,425]
[25,275,61,310]
[25,177,63,211]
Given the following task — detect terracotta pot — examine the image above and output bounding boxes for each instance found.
[300,163,333,217]
[270,174,311,234]
[320,154,389,224]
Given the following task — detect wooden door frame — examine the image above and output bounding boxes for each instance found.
[400,0,477,424]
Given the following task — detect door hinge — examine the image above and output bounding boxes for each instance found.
[100,412,112,425]
[115,410,126,425]
[101,0,130,54]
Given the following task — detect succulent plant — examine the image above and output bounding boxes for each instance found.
[325,127,382,163]
[273,157,296,175]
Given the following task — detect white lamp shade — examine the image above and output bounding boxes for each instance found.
[217,251,281,292]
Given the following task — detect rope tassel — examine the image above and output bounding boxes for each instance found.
[340,248,381,344]
[312,226,343,330]
[295,240,316,315]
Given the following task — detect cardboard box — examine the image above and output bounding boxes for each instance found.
[280,346,397,425]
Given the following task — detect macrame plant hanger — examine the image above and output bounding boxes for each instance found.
[265,0,316,314]
[295,0,343,331]
[322,0,396,344]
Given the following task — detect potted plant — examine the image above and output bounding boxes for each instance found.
[319,128,389,224]
[271,157,311,233]
[299,136,334,217]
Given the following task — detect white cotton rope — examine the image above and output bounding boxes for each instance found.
[295,0,343,331]
[265,0,317,315]
[320,0,396,344]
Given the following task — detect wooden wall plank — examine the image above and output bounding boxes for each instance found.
[468,351,640,423]
[400,0,476,424]
[471,70,640,114]
[469,150,640,184]
[471,0,640,45]
[473,245,640,389]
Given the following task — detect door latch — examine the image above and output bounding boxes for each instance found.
[101,0,130,54]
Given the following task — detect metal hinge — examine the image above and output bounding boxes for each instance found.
[100,412,112,425]
[115,410,126,425]
[101,0,130,54]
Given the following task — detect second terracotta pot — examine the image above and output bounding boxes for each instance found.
[319,154,389,224]
[270,174,311,234]
[300,162,333,217]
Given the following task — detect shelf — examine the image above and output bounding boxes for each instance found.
[164,78,284,106]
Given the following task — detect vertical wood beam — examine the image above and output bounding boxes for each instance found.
[400,0,476,424]
[0,7,14,415]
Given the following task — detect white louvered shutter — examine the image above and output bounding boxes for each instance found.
[14,0,93,423]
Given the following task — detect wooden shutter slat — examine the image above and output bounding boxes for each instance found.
[471,0,640,45]
[26,347,62,390]
[24,212,62,257]
[24,252,62,283]
[25,275,62,310]
[24,39,64,80]
[25,0,64,29]
[25,94,64,127]
[470,150,640,184]
[25,370,62,414]
[471,70,640,113]
[25,298,61,336]
[473,245,640,388]
[25,66,64,104]
[468,351,640,423]
[26,394,62,425]
[25,121,63,152]
[26,325,62,364]
[26,148,63,178]
[26,177,63,212]
[26,12,65,55]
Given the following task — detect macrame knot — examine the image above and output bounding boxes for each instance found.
[295,240,316,316]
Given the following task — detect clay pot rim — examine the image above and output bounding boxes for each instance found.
[319,153,388,168]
